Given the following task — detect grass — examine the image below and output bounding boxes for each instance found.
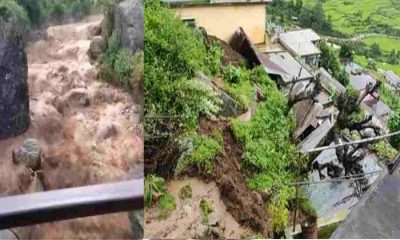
[362,36,400,52]
[158,192,176,219]
[318,222,340,239]
[355,55,400,76]
[303,0,400,35]
[200,198,214,223]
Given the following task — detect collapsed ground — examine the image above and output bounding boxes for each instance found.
[144,2,313,238]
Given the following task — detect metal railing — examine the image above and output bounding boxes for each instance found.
[0,179,143,229]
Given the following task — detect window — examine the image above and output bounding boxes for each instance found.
[182,18,196,28]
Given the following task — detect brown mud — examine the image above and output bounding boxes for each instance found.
[144,178,251,239]
[198,117,270,237]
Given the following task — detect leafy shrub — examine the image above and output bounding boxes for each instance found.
[200,198,214,223]
[231,70,302,232]
[369,140,398,161]
[389,111,400,149]
[0,0,30,26]
[158,192,176,219]
[16,0,44,27]
[49,1,65,23]
[145,0,223,130]
[175,132,222,175]
[99,32,144,90]
[144,174,167,207]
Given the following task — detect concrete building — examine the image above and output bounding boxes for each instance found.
[278,29,321,68]
[163,0,271,44]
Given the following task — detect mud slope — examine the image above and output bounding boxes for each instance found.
[144,178,251,239]
[0,15,142,238]
[198,118,270,237]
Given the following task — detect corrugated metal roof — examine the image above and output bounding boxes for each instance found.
[264,51,313,83]
[350,74,377,91]
[278,29,321,57]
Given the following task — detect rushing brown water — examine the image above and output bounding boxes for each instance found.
[0,15,143,238]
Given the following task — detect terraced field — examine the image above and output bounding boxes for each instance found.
[362,36,400,52]
[303,0,400,35]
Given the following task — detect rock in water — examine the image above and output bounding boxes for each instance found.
[0,19,30,139]
[13,139,41,171]
[88,36,105,63]
[114,0,144,53]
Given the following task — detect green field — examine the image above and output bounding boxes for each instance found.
[362,36,400,52]
[303,0,400,35]
[355,55,400,76]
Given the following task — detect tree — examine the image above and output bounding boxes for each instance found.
[389,111,400,149]
[388,49,398,65]
[339,43,353,62]
[369,43,381,59]
[16,0,44,27]
[315,82,382,184]
[337,68,350,86]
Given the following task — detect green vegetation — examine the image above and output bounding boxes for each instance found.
[318,222,340,239]
[363,36,400,53]
[99,32,144,90]
[222,65,256,109]
[175,132,223,175]
[179,185,192,200]
[144,174,167,207]
[389,111,400,149]
[354,55,400,76]
[145,0,313,233]
[303,0,400,36]
[145,0,222,131]
[0,0,99,27]
[0,0,30,26]
[230,67,306,232]
[200,198,214,223]
[320,42,349,85]
[144,174,177,219]
[369,140,398,161]
[158,192,176,219]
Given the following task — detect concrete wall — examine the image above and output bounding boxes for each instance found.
[173,3,267,44]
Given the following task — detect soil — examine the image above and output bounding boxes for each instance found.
[144,178,252,239]
[198,117,270,237]
[205,34,247,67]
[0,15,143,238]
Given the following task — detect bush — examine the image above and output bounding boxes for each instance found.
[369,140,398,161]
[175,132,223,175]
[144,174,167,207]
[200,198,214,223]
[71,1,86,20]
[99,32,144,90]
[389,111,400,149]
[145,0,223,130]
[158,192,176,219]
[49,2,65,23]
[0,0,30,26]
[230,70,303,232]
[16,0,44,27]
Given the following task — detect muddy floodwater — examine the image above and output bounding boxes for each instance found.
[0,15,142,238]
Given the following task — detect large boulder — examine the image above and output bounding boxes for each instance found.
[88,36,105,63]
[13,139,41,171]
[0,19,30,139]
[114,0,144,53]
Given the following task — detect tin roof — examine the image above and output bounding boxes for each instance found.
[279,29,321,57]
[264,51,313,83]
